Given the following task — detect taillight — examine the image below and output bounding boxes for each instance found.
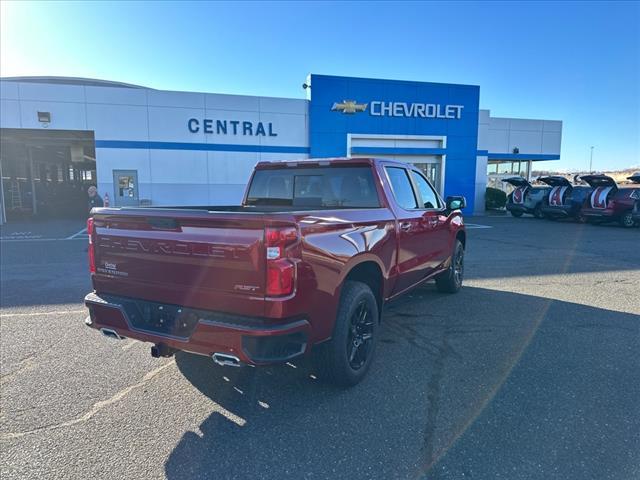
[267,259,295,296]
[265,226,298,259]
[265,226,298,296]
[87,217,96,274]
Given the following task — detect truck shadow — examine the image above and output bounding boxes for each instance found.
[165,286,639,480]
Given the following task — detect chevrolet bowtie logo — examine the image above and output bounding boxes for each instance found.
[331,100,368,114]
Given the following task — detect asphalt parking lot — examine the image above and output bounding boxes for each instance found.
[1,216,638,479]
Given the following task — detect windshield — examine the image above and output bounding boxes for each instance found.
[246,167,381,208]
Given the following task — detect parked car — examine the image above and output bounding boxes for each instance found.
[502,176,550,218]
[630,174,640,225]
[539,176,592,221]
[580,174,640,227]
[84,158,467,386]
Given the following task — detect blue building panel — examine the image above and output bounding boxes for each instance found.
[309,74,481,212]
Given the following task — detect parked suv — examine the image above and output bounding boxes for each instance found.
[502,177,550,218]
[580,174,640,227]
[539,176,591,221]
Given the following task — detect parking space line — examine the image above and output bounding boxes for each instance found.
[0,360,178,440]
[0,237,88,243]
[0,309,85,318]
[465,223,493,229]
[0,234,43,240]
[66,228,88,240]
[121,341,139,351]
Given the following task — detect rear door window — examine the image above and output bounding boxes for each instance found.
[385,167,418,209]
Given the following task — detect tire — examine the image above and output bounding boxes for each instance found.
[533,205,544,219]
[314,281,378,387]
[435,240,464,294]
[510,210,523,218]
[619,211,635,228]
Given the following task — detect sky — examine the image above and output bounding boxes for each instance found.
[1,0,638,171]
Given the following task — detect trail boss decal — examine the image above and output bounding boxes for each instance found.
[512,187,528,204]
[549,186,568,207]
[590,187,613,209]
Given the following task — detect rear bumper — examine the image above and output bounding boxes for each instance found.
[84,292,310,365]
[581,208,616,219]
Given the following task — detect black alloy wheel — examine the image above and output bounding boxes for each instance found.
[346,300,374,370]
[314,280,379,387]
[453,245,464,288]
[435,239,464,293]
[620,211,635,228]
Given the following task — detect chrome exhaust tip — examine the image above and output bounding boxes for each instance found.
[212,352,242,367]
[100,328,122,340]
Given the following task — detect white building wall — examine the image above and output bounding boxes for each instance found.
[474,110,492,214]
[478,112,562,155]
[0,80,309,206]
[1,79,562,211]
[476,109,562,213]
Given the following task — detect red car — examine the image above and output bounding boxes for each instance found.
[580,174,640,228]
[84,158,466,386]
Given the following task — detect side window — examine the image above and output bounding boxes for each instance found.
[385,167,418,209]
[411,171,440,209]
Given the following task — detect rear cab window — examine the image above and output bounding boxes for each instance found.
[246,166,381,208]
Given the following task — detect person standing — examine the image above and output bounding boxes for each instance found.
[87,185,104,213]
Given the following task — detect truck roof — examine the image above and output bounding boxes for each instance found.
[254,157,411,169]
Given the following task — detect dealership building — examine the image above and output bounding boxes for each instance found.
[0,74,562,221]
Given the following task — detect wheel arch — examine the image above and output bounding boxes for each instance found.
[341,258,385,321]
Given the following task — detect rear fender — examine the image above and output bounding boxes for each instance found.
[335,254,389,306]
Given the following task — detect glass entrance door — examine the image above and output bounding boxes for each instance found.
[412,162,442,194]
[113,170,139,206]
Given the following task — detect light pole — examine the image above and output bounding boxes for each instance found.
[589,146,594,173]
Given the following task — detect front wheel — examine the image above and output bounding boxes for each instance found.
[510,210,523,218]
[435,239,464,294]
[619,211,635,228]
[314,281,378,387]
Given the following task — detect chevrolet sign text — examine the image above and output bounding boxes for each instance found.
[369,101,464,119]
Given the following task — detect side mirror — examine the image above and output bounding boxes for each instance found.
[446,195,466,211]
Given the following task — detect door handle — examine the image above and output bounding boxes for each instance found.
[429,217,439,226]
[400,222,412,232]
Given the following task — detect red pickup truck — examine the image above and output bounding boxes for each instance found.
[85,158,466,386]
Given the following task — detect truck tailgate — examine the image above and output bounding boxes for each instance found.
[91,209,269,316]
